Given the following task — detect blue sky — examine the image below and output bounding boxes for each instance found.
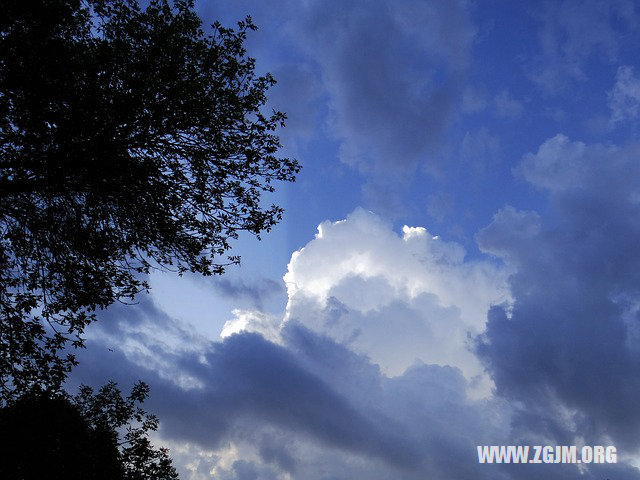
[70,1,640,478]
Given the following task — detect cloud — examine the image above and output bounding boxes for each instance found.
[494,90,523,119]
[73,310,639,480]
[475,206,541,262]
[461,86,488,114]
[74,318,516,479]
[283,208,509,392]
[427,192,455,222]
[220,309,282,343]
[514,134,589,191]
[212,276,284,310]
[460,127,501,173]
[527,0,637,92]
[608,65,640,124]
[297,0,475,189]
[67,201,640,479]
[477,134,640,453]
[197,0,477,213]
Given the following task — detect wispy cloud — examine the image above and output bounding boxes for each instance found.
[527,0,636,92]
[609,65,640,124]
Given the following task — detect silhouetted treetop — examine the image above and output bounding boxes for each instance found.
[0,0,299,399]
[0,381,179,479]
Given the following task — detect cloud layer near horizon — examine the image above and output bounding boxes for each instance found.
[71,193,640,479]
[73,300,513,479]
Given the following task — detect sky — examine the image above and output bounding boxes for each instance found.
[67,1,640,478]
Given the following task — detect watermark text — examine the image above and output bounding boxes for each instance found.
[477,445,617,464]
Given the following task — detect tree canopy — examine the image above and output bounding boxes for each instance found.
[0,0,299,399]
[0,381,179,479]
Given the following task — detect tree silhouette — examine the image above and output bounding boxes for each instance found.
[0,381,178,479]
[0,0,299,400]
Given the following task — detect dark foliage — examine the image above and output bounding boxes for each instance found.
[0,381,178,479]
[0,0,299,400]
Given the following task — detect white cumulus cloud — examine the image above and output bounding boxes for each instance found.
[282,208,510,394]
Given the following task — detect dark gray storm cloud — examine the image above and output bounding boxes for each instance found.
[298,0,474,215]
[163,330,422,469]
[198,0,475,215]
[302,0,470,168]
[73,316,424,475]
[476,135,640,452]
[69,293,640,479]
